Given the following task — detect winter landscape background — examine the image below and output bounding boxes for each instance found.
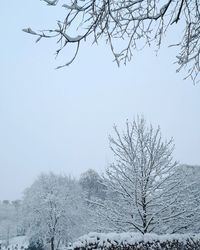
[1,0,200,250]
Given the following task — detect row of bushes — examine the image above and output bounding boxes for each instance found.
[73,232,200,250]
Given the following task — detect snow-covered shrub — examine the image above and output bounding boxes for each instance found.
[26,241,44,250]
[73,232,200,250]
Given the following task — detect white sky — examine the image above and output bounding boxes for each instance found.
[0,1,200,200]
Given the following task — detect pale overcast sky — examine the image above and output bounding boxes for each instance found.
[0,1,200,200]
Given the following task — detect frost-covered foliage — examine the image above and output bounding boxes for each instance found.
[96,117,185,234]
[73,232,200,250]
[22,173,93,250]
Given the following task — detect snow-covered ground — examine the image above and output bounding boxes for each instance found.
[1,236,28,250]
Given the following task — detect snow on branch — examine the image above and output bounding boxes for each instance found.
[23,0,200,82]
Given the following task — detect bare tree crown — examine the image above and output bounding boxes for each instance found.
[103,117,183,234]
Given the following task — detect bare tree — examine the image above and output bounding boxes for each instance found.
[100,117,185,234]
[23,0,200,82]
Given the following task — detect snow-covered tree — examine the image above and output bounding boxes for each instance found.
[23,173,91,250]
[24,0,200,82]
[170,164,200,233]
[100,117,183,234]
[78,169,109,233]
[79,169,106,200]
[0,200,23,243]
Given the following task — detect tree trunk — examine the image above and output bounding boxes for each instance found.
[142,195,147,233]
[51,237,55,250]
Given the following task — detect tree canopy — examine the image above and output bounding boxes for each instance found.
[99,117,187,234]
[22,173,90,250]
